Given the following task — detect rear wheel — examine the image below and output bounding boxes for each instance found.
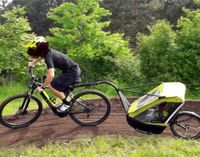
[69,90,111,126]
[170,112,200,139]
[0,94,42,129]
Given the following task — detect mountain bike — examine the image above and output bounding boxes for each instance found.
[0,68,111,129]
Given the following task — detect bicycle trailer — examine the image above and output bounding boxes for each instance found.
[126,82,186,134]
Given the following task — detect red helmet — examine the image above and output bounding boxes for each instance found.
[27,36,49,58]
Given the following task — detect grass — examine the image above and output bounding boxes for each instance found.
[0,83,27,101]
[185,89,200,100]
[0,135,200,157]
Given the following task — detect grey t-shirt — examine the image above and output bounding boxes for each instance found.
[44,49,77,72]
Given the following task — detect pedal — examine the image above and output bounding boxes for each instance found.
[57,111,68,118]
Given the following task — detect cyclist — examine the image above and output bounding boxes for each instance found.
[27,36,81,113]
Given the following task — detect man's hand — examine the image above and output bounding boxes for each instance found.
[28,57,43,68]
[28,62,35,68]
[36,86,43,93]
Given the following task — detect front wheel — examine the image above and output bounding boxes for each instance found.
[69,90,111,126]
[170,112,200,139]
[0,93,43,129]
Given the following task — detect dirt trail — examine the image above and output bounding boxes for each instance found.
[0,99,199,148]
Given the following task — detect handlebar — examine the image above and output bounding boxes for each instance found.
[28,67,38,81]
[28,67,43,89]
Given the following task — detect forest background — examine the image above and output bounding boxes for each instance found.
[1,0,200,96]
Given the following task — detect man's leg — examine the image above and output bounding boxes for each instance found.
[49,71,79,112]
[48,85,65,100]
[48,85,70,112]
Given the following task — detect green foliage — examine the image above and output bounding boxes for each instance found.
[47,0,140,84]
[138,8,200,88]
[10,0,66,35]
[175,8,200,87]
[8,0,198,48]
[194,0,200,6]
[0,7,35,84]
[1,136,200,157]
[0,83,26,101]
[137,20,177,83]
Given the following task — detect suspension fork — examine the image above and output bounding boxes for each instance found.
[18,97,29,115]
[18,89,34,114]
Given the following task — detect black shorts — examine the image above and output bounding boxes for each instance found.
[50,66,81,92]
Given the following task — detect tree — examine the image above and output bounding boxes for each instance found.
[137,20,177,83]
[137,8,200,88]
[175,8,200,87]
[0,7,35,85]
[9,0,73,35]
[47,0,140,83]
[8,0,198,48]
[194,0,200,6]
[102,0,196,48]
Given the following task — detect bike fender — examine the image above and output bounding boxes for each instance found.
[178,111,200,118]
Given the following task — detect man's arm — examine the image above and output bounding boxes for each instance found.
[42,68,55,88]
[28,57,43,68]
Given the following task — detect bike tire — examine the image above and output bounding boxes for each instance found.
[69,90,111,126]
[0,93,43,129]
[170,112,200,139]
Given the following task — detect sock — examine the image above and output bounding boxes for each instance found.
[62,98,70,106]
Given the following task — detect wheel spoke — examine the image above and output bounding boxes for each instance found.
[170,113,200,139]
[175,122,188,130]
[0,94,42,128]
[70,90,110,126]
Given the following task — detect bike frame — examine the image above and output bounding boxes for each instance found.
[27,69,68,116]
[27,82,92,117]
[27,69,100,117]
